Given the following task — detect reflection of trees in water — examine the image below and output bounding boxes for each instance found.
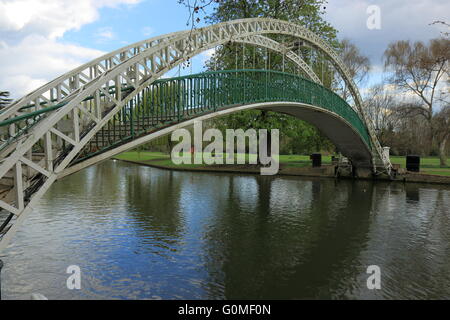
[48,162,450,299]
[36,161,128,222]
[123,163,184,240]
[43,161,187,248]
[201,176,375,299]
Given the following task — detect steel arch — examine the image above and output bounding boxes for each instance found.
[1,18,390,172]
[0,18,392,251]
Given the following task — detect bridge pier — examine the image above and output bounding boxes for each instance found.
[352,166,374,179]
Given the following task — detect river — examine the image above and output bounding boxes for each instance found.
[1,160,449,299]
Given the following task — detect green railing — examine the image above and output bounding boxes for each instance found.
[0,86,134,153]
[99,69,371,147]
[0,70,371,157]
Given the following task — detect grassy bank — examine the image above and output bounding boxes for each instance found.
[114,151,450,177]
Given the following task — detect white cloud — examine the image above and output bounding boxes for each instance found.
[0,0,141,40]
[0,35,105,97]
[325,0,450,64]
[142,26,154,37]
[324,0,450,94]
[95,27,116,42]
[201,48,216,63]
[0,0,141,98]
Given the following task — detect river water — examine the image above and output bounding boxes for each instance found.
[1,160,450,300]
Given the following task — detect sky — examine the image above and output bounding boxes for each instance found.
[0,0,448,99]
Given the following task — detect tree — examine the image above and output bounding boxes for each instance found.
[384,38,449,166]
[0,91,12,110]
[434,106,450,166]
[430,21,450,38]
[205,0,337,44]
[364,83,397,146]
[198,0,339,156]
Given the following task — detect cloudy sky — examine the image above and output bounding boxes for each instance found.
[0,0,448,99]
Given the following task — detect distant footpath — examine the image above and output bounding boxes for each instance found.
[114,151,450,185]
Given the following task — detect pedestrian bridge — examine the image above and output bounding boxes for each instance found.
[76,69,373,168]
[0,18,392,250]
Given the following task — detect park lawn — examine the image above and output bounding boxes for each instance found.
[279,155,332,168]
[419,168,450,177]
[389,156,450,176]
[390,156,450,169]
[115,152,450,176]
[115,151,204,169]
[115,152,331,166]
[151,159,205,169]
[115,151,170,162]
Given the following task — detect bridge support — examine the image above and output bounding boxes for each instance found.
[0,18,393,252]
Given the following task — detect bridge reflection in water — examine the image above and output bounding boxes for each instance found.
[1,160,449,300]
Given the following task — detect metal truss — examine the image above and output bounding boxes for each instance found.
[75,69,371,167]
[233,35,322,84]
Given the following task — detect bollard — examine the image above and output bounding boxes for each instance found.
[310,153,322,168]
[406,155,420,172]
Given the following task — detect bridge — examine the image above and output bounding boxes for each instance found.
[0,18,392,251]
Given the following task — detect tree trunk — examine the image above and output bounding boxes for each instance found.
[439,135,448,167]
[428,117,434,156]
[167,135,173,155]
[257,110,271,165]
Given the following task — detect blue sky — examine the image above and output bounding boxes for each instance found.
[0,0,448,99]
[63,1,197,52]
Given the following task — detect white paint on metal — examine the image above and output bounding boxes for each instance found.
[0,18,391,252]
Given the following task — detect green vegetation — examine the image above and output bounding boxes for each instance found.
[390,156,448,168]
[200,0,339,157]
[419,170,450,177]
[390,156,450,176]
[115,151,450,176]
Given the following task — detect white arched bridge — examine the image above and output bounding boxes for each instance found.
[0,18,392,250]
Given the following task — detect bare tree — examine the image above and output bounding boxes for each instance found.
[430,20,450,38]
[384,38,449,166]
[364,84,398,145]
[0,91,12,110]
[177,0,218,28]
[434,106,450,166]
[335,39,371,102]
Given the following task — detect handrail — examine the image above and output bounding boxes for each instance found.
[0,86,135,127]
[0,70,372,154]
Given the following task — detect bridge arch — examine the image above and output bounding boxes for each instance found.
[62,101,372,180]
[0,19,391,250]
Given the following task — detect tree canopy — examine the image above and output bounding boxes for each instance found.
[384,38,449,165]
[199,0,340,155]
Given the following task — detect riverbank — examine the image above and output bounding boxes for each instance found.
[113,152,450,185]
[5,159,450,300]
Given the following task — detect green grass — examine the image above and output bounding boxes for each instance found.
[115,151,213,169]
[114,151,450,176]
[390,156,450,169]
[419,169,450,176]
[278,155,332,168]
[389,156,450,176]
[115,151,169,162]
